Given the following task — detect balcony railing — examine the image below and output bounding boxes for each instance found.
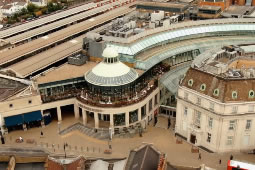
[77,83,158,108]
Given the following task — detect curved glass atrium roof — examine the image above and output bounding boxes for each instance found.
[107,24,255,56]
[85,47,138,86]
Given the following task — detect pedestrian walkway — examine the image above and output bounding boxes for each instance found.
[2,117,255,170]
[155,116,168,129]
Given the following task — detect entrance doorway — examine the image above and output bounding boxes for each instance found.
[190,134,196,144]
[61,104,74,120]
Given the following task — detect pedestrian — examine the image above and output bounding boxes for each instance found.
[230,154,233,160]
[19,136,23,142]
[168,117,171,129]
[219,159,221,164]
[1,135,5,144]
[40,131,43,138]
[198,153,201,160]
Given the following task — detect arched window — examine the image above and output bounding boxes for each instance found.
[188,79,193,87]
[232,91,238,99]
[249,90,255,98]
[200,84,206,91]
[213,89,219,96]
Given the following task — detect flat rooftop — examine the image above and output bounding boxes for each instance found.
[223,5,255,15]
[199,5,221,11]
[138,1,189,9]
[36,62,98,84]
[36,61,145,84]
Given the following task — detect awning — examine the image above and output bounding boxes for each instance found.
[23,110,42,123]
[4,114,23,127]
[4,110,42,127]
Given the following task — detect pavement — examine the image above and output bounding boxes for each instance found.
[2,115,255,169]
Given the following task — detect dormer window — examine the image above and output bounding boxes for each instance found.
[232,91,238,99]
[200,84,206,91]
[188,79,193,87]
[249,90,255,98]
[213,89,219,96]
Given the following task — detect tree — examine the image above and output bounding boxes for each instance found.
[27,3,38,13]
[20,8,28,15]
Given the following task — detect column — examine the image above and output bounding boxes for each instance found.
[110,114,114,127]
[74,105,79,119]
[57,106,62,121]
[82,109,87,126]
[138,108,141,121]
[125,112,129,127]
[94,112,99,128]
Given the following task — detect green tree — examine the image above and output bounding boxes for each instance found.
[27,3,38,13]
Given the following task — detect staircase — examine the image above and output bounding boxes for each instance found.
[59,122,110,140]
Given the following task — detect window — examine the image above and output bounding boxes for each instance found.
[154,93,158,106]
[184,107,188,116]
[229,120,236,130]
[184,92,188,100]
[246,120,252,130]
[207,133,211,143]
[28,100,32,104]
[149,99,152,112]
[249,90,255,98]
[188,79,193,87]
[209,102,214,111]
[200,84,206,91]
[208,117,213,129]
[213,89,220,96]
[232,106,238,113]
[232,91,238,99]
[226,136,233,145]
[9,104,13,108]
[197,97,201,105]
[194,110,201,128]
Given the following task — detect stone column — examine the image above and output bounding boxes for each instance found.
[125,112,129,127]
[74,105,79,119]
[57,106,62,121]
[94,112,99,128]
[138,108,141,121]
[82,109,87,126]
[110,114,114,127]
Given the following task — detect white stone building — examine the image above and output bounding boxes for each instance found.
[175,44,255,153]
[0,1,27,17]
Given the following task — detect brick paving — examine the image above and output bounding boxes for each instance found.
[2,115,255,169]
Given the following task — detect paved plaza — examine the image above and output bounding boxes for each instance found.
[2,115,255,169]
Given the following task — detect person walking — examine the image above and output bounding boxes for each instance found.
[198,153,201,160]
[40,131,44,138]
[168,117,171,129]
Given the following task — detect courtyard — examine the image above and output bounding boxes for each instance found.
[2,115,255,169]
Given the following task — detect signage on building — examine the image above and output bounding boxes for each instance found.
[78,103,102,112]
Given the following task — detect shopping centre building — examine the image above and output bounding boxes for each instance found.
[1,10,255,145]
